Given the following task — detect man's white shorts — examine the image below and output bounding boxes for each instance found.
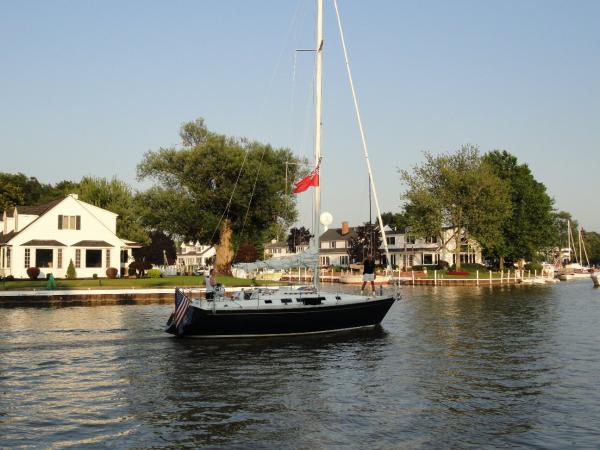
[362,273,374,282]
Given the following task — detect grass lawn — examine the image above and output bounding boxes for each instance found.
[0,275,280,291]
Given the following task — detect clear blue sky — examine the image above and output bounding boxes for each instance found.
[1,1,599,232]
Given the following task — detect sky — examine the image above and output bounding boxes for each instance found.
[1,0,599,232]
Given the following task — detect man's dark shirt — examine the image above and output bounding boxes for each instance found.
[363,258,375,274]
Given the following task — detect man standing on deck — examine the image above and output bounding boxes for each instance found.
[204,269,216,300]
[361,254,376,295]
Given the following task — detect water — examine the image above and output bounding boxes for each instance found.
[1,281,599,449]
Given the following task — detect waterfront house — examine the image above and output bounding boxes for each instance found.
[380,226,483,269]
[264,240,309,259]
[176,241,215,275]
[0,194,139,279]
[319,221,356,267]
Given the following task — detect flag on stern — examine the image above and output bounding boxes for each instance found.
[173,288,191,330]
[293,167,319,193]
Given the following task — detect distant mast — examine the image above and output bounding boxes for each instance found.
[313,0,323,289]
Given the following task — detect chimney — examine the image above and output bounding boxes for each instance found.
[341,221,349,235]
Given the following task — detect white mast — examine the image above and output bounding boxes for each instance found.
[313,0,323,289]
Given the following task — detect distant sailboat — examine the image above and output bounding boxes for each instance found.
[559,221,592,281]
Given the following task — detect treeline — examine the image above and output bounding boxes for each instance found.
[2,123,598,271]
[392,144,600,269]
[0,118,306,273]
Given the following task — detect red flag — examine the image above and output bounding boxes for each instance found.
[293,168,319,193]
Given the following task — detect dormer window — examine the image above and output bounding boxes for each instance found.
[58,215,81,230]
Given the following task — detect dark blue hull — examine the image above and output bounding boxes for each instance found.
[168,297,396,337]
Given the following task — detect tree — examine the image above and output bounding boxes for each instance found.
[380,211,408,231]
[400,145,511,270]
[0,172,50,212]
[233,243,258,263]
[348,222,382,263]
[66,259,77,279]
[287,227,311,252]
[483,150,557,269]
[76,176,149,245]
[137,118,304,274]
[583,231,600,265]
[132,231,177,266]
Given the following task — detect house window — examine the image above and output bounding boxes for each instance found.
[57,249,63,269]
[86,249,102,268]
[386,236,396,245]
[391,254,396,266]
[58,215,81,230]
[75,249,81,268]
[406,235,416,244]
[331,241,336,249]
[105,249,111,268]
[24,248,30,268]
[36,249,53,268]
[320,256,330,266]
[339,255,349,266]
[5,247,9,267]
[425,236,438,244]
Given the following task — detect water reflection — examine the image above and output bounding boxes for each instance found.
[1,282,600,448]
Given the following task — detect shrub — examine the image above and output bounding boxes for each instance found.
[4,275,14,281]
[106,267,118,279]
[92,273,98,279]
[524,262,543,272]
[128,266,137,277]
[147,268,162,278]
[129,260,153,278]
[26,267,40,280]
[66,259,77,279]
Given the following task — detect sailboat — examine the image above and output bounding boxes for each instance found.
[165,0,397,338]
[558,221,592,281]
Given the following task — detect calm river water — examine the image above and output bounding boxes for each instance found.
[1,281,600,449]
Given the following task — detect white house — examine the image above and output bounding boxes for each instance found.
[0,194,139,279]
[264,240,309,259]
[176,241,215,274]
[381,225,483,269]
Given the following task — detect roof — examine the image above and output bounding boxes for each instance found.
[72,240,114,247]
[0,231,16,244]
[2,198,63,218]
[21,239,66,246]
[177,246,214,257]
[265,241,288,249]
[320,227,358,242]
[0,198,65,241]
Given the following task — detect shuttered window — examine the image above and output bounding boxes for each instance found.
[59,215,81,230]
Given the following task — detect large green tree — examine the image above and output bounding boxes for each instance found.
[76,176,149,244]
[380,211,408,231]
[137,118,303,274]
[0,172,54,212]
[400,145,511,270]
[483,150,557,268]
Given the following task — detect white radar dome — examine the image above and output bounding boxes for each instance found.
[320,212,333,229]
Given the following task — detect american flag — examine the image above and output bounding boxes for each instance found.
[173,288,191,329]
